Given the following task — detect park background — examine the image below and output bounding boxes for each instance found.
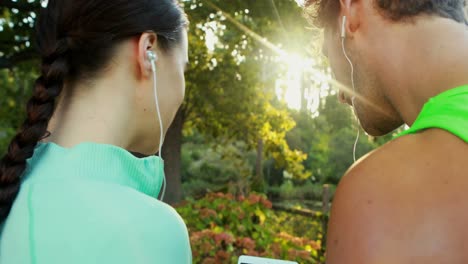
[3,1,466,263]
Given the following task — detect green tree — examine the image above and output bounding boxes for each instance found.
[0,1,40,68]
[165,0,315,203]
[0,64,37,154]
[286,93,381,185]
[0,1,41,153]
[182,140,257,198]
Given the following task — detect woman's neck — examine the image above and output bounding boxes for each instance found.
[44,73,137,151]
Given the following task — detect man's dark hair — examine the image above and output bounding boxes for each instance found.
[306,0,467,28]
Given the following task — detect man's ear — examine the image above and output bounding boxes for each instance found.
[137,32,158,79]
[339,0,361,38]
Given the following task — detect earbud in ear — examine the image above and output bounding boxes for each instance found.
[147,50,157,72]
[341,16,347,39]
[146,50,158,62]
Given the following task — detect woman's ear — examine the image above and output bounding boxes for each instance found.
[137,32,158,79]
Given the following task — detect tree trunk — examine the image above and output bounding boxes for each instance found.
[252,138,264,193]
[255,138,264,180]
[300,71,307,112]
[161,109,184,205]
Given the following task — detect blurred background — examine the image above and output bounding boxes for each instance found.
[0,0,421,263]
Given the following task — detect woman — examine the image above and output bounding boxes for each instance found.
[0,0,191,263]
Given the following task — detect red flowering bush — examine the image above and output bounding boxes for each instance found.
[176,192,325,264]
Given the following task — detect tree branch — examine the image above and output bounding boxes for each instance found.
[272,203,319,217]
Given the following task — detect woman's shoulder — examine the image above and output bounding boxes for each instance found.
[30,179,189,235]
[1,180,192,264]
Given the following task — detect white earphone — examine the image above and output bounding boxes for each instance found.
[340,16,360,162]
[147,50,167,201]
[340,16,354,101]
[341,15,347,39]
[147,50,158,68]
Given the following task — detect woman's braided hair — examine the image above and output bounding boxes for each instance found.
[0,0,187,221]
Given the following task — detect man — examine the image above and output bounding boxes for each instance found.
[305,0,468,263]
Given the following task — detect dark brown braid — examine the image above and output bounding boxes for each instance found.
[0,3,70,220]
[0,0,187,222]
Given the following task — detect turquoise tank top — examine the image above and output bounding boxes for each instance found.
[398,85,468,142]
[0,142,192,263]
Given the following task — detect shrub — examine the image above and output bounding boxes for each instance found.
[176,192,325,264]
[273,181,335,202]
[182,141,256,198]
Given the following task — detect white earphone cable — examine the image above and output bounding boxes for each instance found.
[341,28,360,162]
[151,59,167,200]
[341,37,355,100]
[352,124,360,162]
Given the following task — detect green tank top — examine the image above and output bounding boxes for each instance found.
[398,85,468,142]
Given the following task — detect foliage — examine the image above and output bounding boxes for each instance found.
[286,95,384,185]
[0,64,37,155]
[0,1,40,68]
[182,0,314,181]
[279,180,325,201]
[181,135,315,200]
[176,192,325,264]
[273,210,325,249]
[182,140,257,197]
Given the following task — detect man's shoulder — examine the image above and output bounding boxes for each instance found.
[327,130,468,263]
[341,133,423,188]
[331,134,418,223]
[326,136,419,262]
[343,128,467,188]
[335,131,445,216]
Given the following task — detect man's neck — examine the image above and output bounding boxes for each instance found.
[383,17,468,126]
